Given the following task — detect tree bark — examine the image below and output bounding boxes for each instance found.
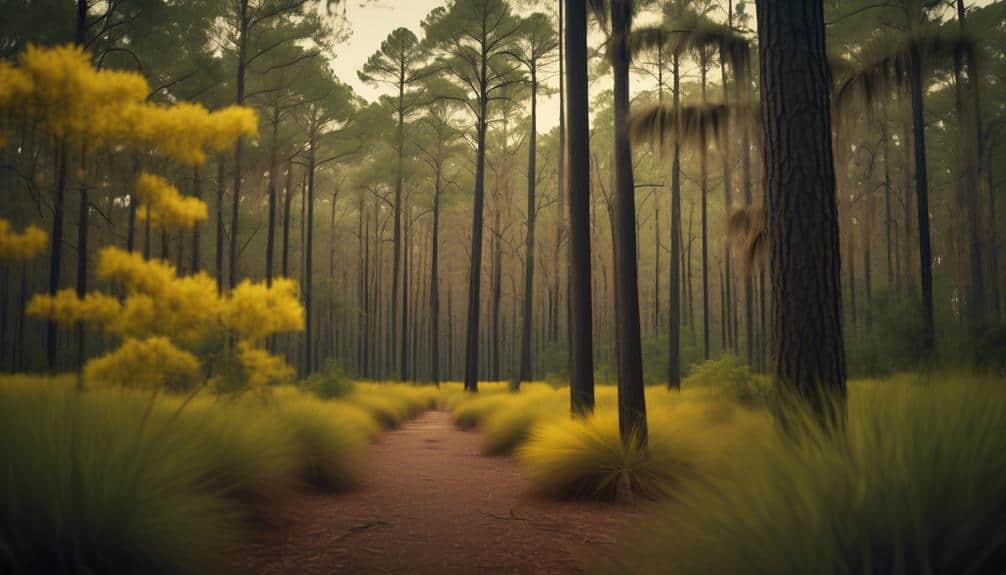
[215,157,225,293]
[430,162,443,384]
[668,52,682,389]
[265,104,280,286]
[229,1,249,291]
[191,166,202,273]
[303,130,317,376]
[756,0,846,423]
[463,68,489,393]
[46,142,67,371]
[909,42,936,354]
[611,0,647,446]
[566,0,594,415]
[518,70,538,386]
[282,160,294,278]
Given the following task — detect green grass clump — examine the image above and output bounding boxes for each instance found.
[0,375,417,574]
[172,398,299,504]
[481,387,566,454]
[301,360,355,399]
[0,384,237,575]
[451,393,511,429]
[348,383,439,428]
[271,397,369,490]
[520,392,764,500]
[622,381,1006,574]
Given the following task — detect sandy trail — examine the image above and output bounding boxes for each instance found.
[235,410,639,574]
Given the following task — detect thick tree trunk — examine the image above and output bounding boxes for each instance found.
[757,0,846,423]
[956,0,986,330]
[611,0,647,446]
[566,0,594,415]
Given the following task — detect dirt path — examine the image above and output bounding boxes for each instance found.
[235,410,640,574]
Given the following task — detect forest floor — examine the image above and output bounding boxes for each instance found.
[233,410,643,574]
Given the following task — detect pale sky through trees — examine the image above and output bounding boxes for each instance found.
[330,0,593,133]
[331,0,995,135]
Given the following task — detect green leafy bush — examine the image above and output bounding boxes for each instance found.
[683,355,771,404]
[302,359,355,399]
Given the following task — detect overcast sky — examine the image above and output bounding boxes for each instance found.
[328,0,575,132]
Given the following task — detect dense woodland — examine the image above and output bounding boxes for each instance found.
[1,0,1005,390]
[2,1,1006,574]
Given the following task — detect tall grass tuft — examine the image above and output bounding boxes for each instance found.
[272,397,369,490]
[621,382,1006,574]
[520,392,765,500]
[0,385,237,574]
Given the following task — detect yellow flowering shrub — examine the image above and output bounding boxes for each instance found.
[135,172,208,230]
[235,342,296,391]
[95,247,176,293]
[0,218,47,263]
[83,336,201,391]
[28,247,304,393]
[0,44,257,164]
[26,289,121,328]
[224,278,304,343]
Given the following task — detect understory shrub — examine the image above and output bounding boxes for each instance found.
[481,386,566,454]
[682,355,771,405]
[0,377,432,574]
[0,384,237,575]
[619,381,1006,574]
[520,390,767,500]
[301,359,355,399]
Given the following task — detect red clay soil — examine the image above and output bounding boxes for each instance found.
[234,410,643,575]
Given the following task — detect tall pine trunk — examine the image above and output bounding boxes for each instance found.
[566,0,594,415]
[757,0,846,423]
[611,0,647,446]
[668,52,682,389]
[909,43,936,354]
[518,70,538,386]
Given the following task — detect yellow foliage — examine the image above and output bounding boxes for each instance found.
[97,251,223,344]
[224,278,304,342]
[26,289,121,328]
[236,342,295,390]
[135,172,207,230]
[83,336,201,391]
[0,218,47,263]
[28,243,304,392]
[0,44,256,163]
[126,103,257,165]
[11,44,148,145]
[95,246,177,294]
